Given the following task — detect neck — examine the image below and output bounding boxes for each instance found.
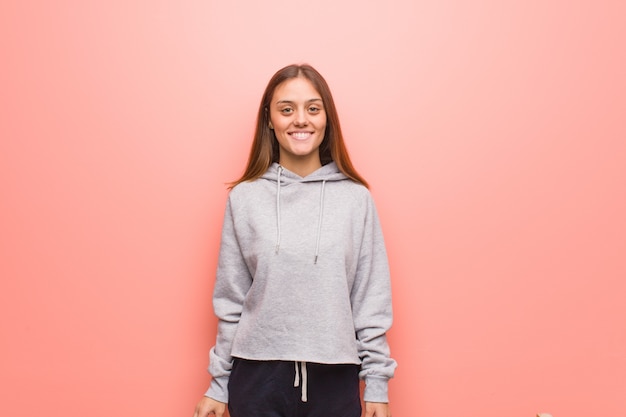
[279,154,322,177]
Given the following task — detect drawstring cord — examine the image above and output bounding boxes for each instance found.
[275,166,326,265]
[275,166,283,254]
[293,361,308,402]
[314,180,326,264]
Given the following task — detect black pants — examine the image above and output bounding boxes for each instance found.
[228,359,361,417]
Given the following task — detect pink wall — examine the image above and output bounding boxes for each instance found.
[1,1,625,416]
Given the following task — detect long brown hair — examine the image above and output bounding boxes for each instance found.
[230,64,369,188]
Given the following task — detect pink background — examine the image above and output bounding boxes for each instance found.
[1,1,625,416]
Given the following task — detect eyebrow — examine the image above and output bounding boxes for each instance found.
[275,98,323,105]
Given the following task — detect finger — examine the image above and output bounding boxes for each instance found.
[194,403,211,417]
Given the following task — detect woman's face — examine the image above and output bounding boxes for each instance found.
[269,77,327,171]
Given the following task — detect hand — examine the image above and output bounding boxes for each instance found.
[193,396,227,417]
[364,401,391,417]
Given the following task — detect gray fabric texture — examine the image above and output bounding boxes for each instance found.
[205,162,396,403]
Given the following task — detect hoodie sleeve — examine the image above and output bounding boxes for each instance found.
[351,193,397,403]
[204,196,252,403]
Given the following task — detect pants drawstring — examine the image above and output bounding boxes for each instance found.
[293,361,308,402]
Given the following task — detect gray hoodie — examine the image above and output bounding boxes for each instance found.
[205,162,397,403]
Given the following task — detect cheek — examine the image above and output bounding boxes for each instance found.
[320,118,328,135]
[272,116,291,132]
[317,114,328,131]
[270,119,283,133]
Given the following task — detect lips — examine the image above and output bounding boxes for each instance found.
[289,131,312,140]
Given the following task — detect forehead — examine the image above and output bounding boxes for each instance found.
[272,77,322,102]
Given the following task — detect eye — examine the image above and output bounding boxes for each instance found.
[308,106,321,113]
[280,107,293,114]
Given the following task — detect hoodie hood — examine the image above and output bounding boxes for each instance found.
[261,162,349,264]
[261,162,349,184]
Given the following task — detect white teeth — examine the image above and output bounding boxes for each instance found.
[291,132,310,140]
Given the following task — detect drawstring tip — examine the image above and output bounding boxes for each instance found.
[294,361,308,402]
[294,362,300,387]
[314,255,318,264]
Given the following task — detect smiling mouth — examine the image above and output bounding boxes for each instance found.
[290,132,312,140]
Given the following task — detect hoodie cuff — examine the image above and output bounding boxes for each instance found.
[363,376,389,403]
[205,376,229,404]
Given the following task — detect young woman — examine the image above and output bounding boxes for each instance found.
[193,64,396,417]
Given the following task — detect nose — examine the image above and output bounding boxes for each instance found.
[293,109,309,126]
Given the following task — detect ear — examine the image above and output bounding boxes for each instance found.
[268,121,274,129]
